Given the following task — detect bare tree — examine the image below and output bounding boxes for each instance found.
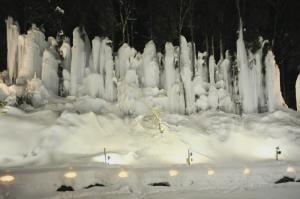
[118,0,136,45]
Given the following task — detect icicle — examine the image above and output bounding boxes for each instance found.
[42,48,60,94]
[164,42,176,95]
[180,36,195,114]
[104,39,117,102]
[237,18,257,113]
[60,38,72,71]
[265,50,277,112]
[5,17,19,83]
[208,55,216,85]
[70,27,88,96]
[296,73,300,111]
[142,40,159,88]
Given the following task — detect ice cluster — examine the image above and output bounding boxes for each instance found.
[2,16,293,113]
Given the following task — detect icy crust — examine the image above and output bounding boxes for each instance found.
[0,103,300,168]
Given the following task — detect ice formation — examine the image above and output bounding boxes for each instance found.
[168,76,185,114]
[2,16,289,115]
[180,36,195,114]
[116,43,132,79]
[117,55,143,115]
[296,74,300,111]
[59,38,72,71]
[103,39,117,102]
[42,47,60,94]
[83,73,104,97]
[62,69,70,95]
[253,37,266,109]
[70,27,89,96]
[265,50,277,112]
[142,41,159,88]
[164,42,176,94]
[22,25,47,80]
[25,75,49,107]
[237,20,257,113]
[208,55,216,85]
[220,51,231,92]
[91,37,101,73]
[5,17,19,83]
[0,83,10,101]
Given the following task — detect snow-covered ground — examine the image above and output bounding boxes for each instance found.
[1,163,300,198]
[1,96,300,198]
[1,96,300,168]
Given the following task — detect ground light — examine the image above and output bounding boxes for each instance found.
[208,169,215,176]
[243,168,251,175]
[0,174,15,199]
[169,169,179,177]
[286,166,296,173]
[64,171,78,179]
[0,174,15,184]
[118,170,129,178]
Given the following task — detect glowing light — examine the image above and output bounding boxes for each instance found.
[243,168,251,175]
[169,169,179,177]
[0,175,15,183]
[64,171,77,179]
[118,171,128,178]
[208,169,215,176]
[287,166,296,173]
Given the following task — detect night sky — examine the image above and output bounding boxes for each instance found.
[0,0,300,109]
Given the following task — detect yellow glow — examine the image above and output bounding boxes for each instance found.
[208,169,215,176]
[287,166,296,173]
[118,171,128,178]
[64,171,77,179]
[169,169,179,177]
[0,175,15,183]
[243,168,251,175]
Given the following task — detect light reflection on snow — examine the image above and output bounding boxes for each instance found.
[286,166,296,173]
[169,169,179,177]
[64,171,77,179]
[92,153,129,165]
[118,171,129,178]
[208,169,215,176]
[243,168,251,175]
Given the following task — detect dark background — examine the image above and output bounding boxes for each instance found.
[0,0,299,109]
